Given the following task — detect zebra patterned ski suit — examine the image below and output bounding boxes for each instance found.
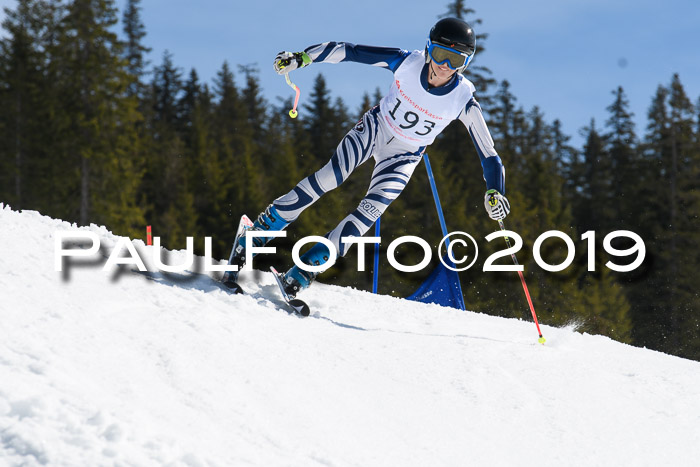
[272,42,505,257]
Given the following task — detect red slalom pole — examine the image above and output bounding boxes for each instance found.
[498,219,545,344]
[147,225,152,246]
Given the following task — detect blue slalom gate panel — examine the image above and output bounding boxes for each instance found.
[407,255,466,310]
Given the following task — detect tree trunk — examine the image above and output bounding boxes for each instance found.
[15,91,22,208]
[80,155,89,225]
[669,126,679,348]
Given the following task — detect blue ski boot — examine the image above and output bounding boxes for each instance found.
[222,205,289,290]
[281,242,331,298]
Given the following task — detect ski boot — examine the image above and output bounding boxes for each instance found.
[281,242,331,298]
[221,204,290,291]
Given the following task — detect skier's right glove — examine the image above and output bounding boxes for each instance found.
[273,51,312,75]
[484,189,511,220]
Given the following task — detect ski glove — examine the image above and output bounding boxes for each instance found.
[484,189,511,220]
[273,51,312,75]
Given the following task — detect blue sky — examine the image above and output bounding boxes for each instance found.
[2,0,699,147]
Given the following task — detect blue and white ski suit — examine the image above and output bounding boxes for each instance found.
[272,42,505,256]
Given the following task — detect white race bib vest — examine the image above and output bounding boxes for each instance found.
[379,51,474,146]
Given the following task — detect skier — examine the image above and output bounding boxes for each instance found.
[223,17,510,298]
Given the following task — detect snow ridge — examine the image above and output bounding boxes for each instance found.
[1,205,699,466]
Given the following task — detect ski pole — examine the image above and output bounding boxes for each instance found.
[284,73,301,119]
[497,219,546,344]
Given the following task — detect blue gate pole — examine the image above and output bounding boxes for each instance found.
[423,154,449,239]
[423,153,464,297]
[372,217,381,294]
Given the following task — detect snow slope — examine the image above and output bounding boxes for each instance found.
[1,205,699,466]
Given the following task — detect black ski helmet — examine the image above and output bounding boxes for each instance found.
[426,17,476,71]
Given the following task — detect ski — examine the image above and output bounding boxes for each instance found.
[220,214,254,294]
[269,266,311,317]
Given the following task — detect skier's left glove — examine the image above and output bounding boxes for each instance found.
[273,51,312,75]
[484,189,511,220]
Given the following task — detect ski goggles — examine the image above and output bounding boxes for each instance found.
[426,40,473,70]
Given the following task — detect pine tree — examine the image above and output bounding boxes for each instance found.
[51,0,145,234]
[179,68,200,136]
[489,80,518,156]
[576,120,615,233]
[179,70,220,253]
[145,50,197,247]
[604,87,638,228]
[635,77,700,358]
[440,1,495,102]
[552,118,579,211]
[212,61,264,220]
[150,50,182,127]
[303,73,338,167]
[0,0,63,211]
[238,64,269,207]
[356,91,373,120]
[665,74,698,357]
[688,95,700,358]
[122,0,150,98]
[0,0,33,207]
[238,64,267,149]
[625,84,672,352]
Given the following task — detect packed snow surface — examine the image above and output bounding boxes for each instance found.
[1,205,699,466]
